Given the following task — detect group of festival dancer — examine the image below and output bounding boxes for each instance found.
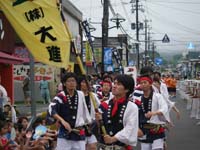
[0,66,180,150]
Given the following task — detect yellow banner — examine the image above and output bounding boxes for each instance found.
[0,0,71,68]
[85,41,93,66]
[65,62,74,72]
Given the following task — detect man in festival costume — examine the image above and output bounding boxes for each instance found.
[132,66,154,102]
[153,72,180,150]
[96,74,138,150]
[77,75,100,150]
[135,75,168,150]
[97,80,113,102]
[48,72,92,150]
[153,71,180,123]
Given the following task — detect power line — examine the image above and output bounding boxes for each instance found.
[149,0,200,5]
[146,6,200,34]
[149,1,200,15]
[119,0,132,24]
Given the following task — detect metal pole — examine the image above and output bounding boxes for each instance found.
[102,0,109,74]
[144,19,148,66]
[29,52,36,118]
[136,0,140,70]
[152,42,155,66]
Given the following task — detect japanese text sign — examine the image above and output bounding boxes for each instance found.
[0,0,71,68]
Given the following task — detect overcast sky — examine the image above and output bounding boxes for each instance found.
[70,0,200,55]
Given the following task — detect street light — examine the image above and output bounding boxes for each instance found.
[88,23,96,32]
[110,13,126,29]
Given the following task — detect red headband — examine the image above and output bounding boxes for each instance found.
[102,81,112,87]
[139,77,153,84]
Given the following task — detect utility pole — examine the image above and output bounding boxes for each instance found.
[102,0,109,74]
[135,0,140,70]
[152,42,155,66]
[147,29,151,56]
[144,19,148,66]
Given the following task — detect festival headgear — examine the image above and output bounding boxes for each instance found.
[101,81,112,87]
[139,76,153,84]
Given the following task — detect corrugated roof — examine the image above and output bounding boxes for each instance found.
[62,0,82,21]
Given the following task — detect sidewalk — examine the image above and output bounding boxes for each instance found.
[16,103,49,117]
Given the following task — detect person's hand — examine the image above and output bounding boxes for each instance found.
[102,96,108,101]
[103,135,116,144]
[61,120,72,132]
[176,110,181,120]
[138,128,144,137]
[8,143,18,150]
[145,111,156,118]
[26,130,32,139]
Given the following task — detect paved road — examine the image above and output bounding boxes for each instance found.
[167,96,200,150]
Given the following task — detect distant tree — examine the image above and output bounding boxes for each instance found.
[171,54,182,66]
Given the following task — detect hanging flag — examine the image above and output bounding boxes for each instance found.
[85,41,93,66]
[94,48,102,63]
[0,0,71,68]
[104,47,112,65]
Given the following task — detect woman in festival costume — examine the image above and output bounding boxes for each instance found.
[48,72,92,150]
[78,75,100,150]
[96,74,138,150]
[135,76,168,150]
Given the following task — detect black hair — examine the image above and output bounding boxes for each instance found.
[102,75,113,82]
[32,117,43,130]
[154,71,161,77]
[140,66,154,76]
[0,120,7,129]
[61,72,77,90]
[61,72,77,83]
[14,123,23,133]
[17,116,29,124]
[114,74,135,98]
[77,75,90,91]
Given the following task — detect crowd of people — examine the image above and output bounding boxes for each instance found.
[0,66,180,150]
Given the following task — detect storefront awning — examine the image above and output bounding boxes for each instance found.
[0,51,25,64]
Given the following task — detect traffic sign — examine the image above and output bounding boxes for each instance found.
[187,42,194,49]
[162,34,170,43]
[155,57,163,65]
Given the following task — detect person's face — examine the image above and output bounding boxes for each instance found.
[102,83,111,93]
[154,73,160,79]
[7,122,12,132]
[4,106,10,112]
[22,119,28,129]
[140,80,152,91]
[0,124,8,135]
[112,80,127,98]
[153,74,161,82]
[65,77,77,90]
[80,80,88,91]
